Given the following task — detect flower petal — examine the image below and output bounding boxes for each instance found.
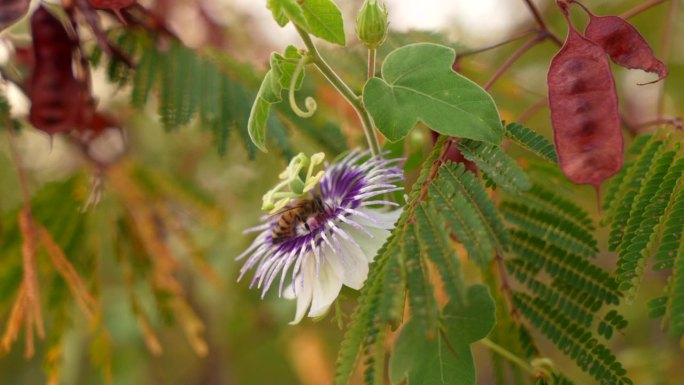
[336,235,370,290]
[308,255,343,317]
[344,225,389,263]
[288,257,315,324]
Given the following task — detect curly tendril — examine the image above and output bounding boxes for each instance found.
[289,55,317,118]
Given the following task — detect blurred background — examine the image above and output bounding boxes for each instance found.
[1,0,683,384]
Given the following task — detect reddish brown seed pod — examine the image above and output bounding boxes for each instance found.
[0,0,30,32]
[29,6,83,136]
[580,4,668,84]
[547,8,623,193]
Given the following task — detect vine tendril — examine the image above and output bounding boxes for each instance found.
[289,55,317,118]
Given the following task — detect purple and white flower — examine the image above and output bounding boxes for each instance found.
[237,150,403,324]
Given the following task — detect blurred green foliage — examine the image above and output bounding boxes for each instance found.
[1,0,684,384]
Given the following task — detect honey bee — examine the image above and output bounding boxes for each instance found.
[271,196,327,244]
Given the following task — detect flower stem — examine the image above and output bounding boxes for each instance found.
[368,48,376,79]
[295,25,382,157]
[479,337,536,376]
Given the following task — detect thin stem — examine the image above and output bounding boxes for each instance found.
[495,250,520,321]
[295,25,382,157]
[484,35,545,90]
[521,0,563,46]
[517,98,547,123]
[455,29,536,61]
[620,0,668,19]
[479,338,536,376]
[368,48,376,79]
[416,136,455,205]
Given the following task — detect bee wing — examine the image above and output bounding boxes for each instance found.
[267,204,302,219]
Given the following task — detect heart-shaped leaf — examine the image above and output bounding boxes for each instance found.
[389,285,495,385]
[364,43,503,144]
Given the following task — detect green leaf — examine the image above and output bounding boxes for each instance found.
[442,285,496,346]
[389,285,495,385]
[271,46,304,90]
[247,71,281,152]
[299,0,345,45]
[247,97,270,153]
[267,0,308,28]
[363,43,503,143]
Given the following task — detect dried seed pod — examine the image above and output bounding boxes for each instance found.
[29,6,83,136]
[547,7,623,193]
[0,0,30,32]
[581,5,668,83]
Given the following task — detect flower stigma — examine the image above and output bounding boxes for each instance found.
[262,152,325,213]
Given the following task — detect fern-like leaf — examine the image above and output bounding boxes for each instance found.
[333,236,391,385]
[430,181,494,266]
[502,202,598,258]
[415,203,466,305]
[610,144,674,253]
[438,162,510,251]
[615,151,680,299]
[513,292,632,385]
[606,137,665,245]
[509,231,620,306]
[505,122,558,164]
[649,187,684,339]
[521,184,594,231]
[506,259,595,329]
[403,223,439,336]
[377,234,405,324]
[667,241,684,338]
[96,30,310,157]
[602,134,654,212]
[456,139,532,194]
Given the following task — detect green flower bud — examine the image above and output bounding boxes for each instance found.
[356,0,388,49]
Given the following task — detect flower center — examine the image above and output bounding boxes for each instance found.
[294,212,326,238]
